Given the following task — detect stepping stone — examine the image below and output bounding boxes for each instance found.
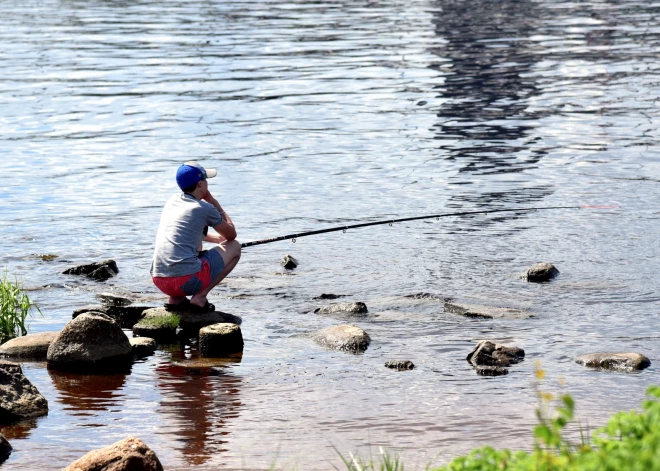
[525,262,559,282]
[444,301,530,319]
[129,337,157,358]
[62,436,163,471]
[315,302,368,315]
[312,324,371,353]
[73,305,151,329]
[199,323,244,357]
[0,332,59,360]
[0,360,49,423]
[576,353,650,372]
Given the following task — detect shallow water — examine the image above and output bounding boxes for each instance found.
[1,0,659,469]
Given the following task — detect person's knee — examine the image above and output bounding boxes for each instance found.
[228,240,241,260]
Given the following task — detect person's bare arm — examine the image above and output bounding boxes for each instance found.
[202,190,237,242]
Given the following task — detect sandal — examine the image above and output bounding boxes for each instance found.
[188,301,215,313]
[164,298,191,311]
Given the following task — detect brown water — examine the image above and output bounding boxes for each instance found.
[1,0,659,469]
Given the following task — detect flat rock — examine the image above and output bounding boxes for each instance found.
[73,305,152,329]
[525,262,559,282]
[199,323,244,357]
[576,353,651,372]
[0,332,59,360]
[129,338,156,358]
[315,302,368,315]
[62,259,118,282]
[444,301,530,319]
[63,436,163,471]
[467,340,525,367]
[312,293,347,300]
[385,360,415,370]
[47,313,133,371]
[312,324,371,353]
[0,433,12,462]
[95,293,135,307]
[0,360,48,423]
[281,254,298,269]
[475,365,509,376]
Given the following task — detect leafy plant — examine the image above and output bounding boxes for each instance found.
[139,314,180,328]
[0,271,41,344]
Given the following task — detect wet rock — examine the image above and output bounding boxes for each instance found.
[0,331,59,360]
[35,253,58,262]
[0,433,12,462]
[62,259,118,282]
[132,316,178,345]
[404,292,448,301]
[199,323,244,357]
[281,254,298,269]
[129,337,156,358]
[95,292,135,307]
[63,436,163,471]
[575,353,650,372]
[467,340,525,368]
[47,313,133,371]
[312,324,371,353]
[315,302,368,315]
[137,307,242,342]
[444,301,530,319]
[475,365,509,376]
[0,360,49,423]
[385,360,415,370]
[313,293,347,300]
[525,262,559,282]
[73,305,150,329]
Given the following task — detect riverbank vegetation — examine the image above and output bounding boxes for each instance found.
[0,271,40,344]
[338,381,660,471]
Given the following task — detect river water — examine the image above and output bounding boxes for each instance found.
[1,0,659,469]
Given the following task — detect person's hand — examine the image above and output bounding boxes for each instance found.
[202,189,217,204]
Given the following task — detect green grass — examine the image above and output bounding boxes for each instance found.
[0,271,41,344]
[138,314,180,328]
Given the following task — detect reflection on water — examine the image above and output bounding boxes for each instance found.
[155,348,242,466]
[48,368,129,414]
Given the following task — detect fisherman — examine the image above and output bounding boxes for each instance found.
[150,161,241,312]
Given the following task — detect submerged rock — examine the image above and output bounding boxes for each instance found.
[467,340,525,371]
[47,313,133,371]
[444,301,530,319]
[0,360,48,423]
[0,433,12,462]
[129,337,157,358]
[73,305,151,329]
[0,331,59,360]
[313,293,347,300]
[199,323,244,357]
[281,254,298,269]
[63,436,163,471]
[312,324,371,353]
[315,302,368,315]
[385,360,415,370]
[475,365,509,376]
[576,353,650,372]
[95,292,135,307]
[525,262,559,282]
[62,259,119,281]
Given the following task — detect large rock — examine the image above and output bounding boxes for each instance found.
[0,332,59,360]
[467,341,525,368]
[199,323,244,357]
[576,353,650,372]
[73,305,151,329]
[312,324,371,353]
[63,436,163,471]
[525,262,559,282]
[0,360,48,423]
[315,302,368,315]
[62,259,119,281]
[47,313,133,371]
[445,301,530,319]
[0,433,12,462]
[134,308,242,343]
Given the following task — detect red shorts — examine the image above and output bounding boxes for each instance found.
[152,259,212,297]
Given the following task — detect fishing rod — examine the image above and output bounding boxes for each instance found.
[240,204,618,248]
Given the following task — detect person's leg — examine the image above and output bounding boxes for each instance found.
[190,240,241,308]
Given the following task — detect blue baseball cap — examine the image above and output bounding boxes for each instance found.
[176,161,217,190]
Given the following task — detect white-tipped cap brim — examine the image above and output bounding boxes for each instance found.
[205,168,217,178]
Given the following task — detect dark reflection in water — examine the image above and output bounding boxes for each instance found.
[0,419,38,441]
[431,0,552,207]
[48,368,129,413]
[155,348,243,466]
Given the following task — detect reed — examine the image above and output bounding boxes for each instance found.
[0,271,41,344]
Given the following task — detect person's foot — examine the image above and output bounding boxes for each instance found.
[190,295,215,313]
[164,296,190,311]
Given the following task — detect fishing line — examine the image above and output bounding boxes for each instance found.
[240,204,619,248]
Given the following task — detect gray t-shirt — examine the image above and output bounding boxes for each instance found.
[150,193,223,277]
